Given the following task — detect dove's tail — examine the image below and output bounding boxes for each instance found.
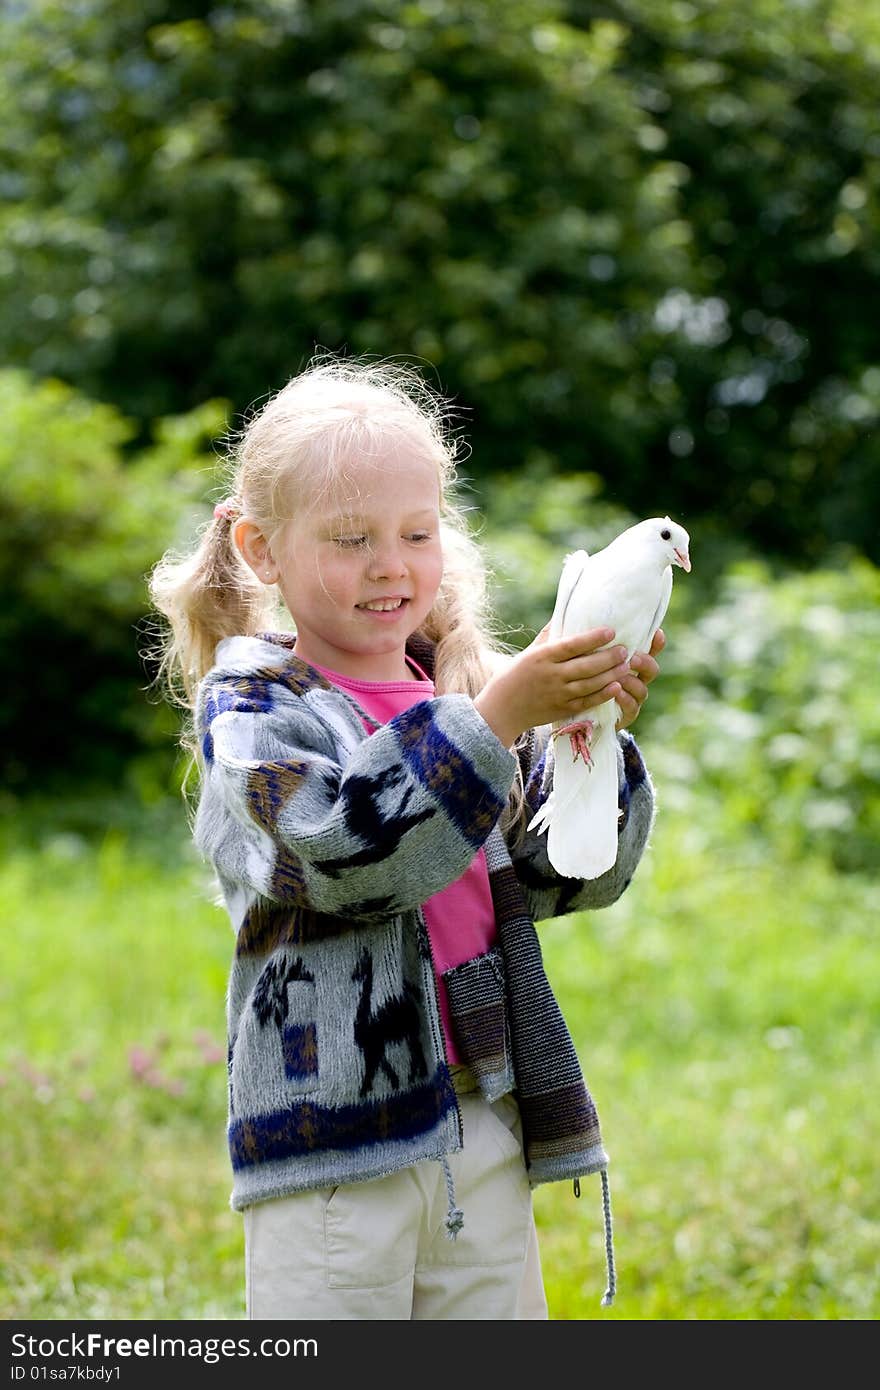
[526,796,553,838]
[529,713,619,880]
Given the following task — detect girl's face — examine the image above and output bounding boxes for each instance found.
[271,448,445,681]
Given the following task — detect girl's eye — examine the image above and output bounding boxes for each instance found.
[333,536,367,548]
[407,532,432,544]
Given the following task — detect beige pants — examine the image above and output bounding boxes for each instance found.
[244,1074,548,1320]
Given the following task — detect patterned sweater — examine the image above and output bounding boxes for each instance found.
[194,631,655,1247]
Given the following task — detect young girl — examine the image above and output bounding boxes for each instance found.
[149,356,663,1321]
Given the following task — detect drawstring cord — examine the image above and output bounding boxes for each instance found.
[599,1168,616,1307]
[573,1168,617,1307]
[441,1156,464,1239]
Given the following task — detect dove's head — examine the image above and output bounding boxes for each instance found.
[641,516,691,572]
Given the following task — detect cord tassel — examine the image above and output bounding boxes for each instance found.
[441,1156,464,1239]
[599,1167,616,1307]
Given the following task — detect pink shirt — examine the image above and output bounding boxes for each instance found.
[310,657,499,1064]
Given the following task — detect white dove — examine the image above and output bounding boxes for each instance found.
[527,516,691,880]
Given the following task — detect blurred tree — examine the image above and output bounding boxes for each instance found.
[0,0,877,563]
[0,0,677,436]
[567,0,880,559]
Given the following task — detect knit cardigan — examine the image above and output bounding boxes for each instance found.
[194,631,655,1254]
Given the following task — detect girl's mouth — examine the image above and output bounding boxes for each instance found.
[356,597,410,615]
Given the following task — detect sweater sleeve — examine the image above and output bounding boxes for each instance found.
[507,725,656,921]
[194,665,518,918]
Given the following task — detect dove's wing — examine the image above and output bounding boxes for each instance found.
[641,563,672,652]
[558,547,624,643]
[549,549,590,639]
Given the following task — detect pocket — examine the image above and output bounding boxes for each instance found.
[324,1172,420,1289]
[443,946,514,1102]
[488,1092,526,1163]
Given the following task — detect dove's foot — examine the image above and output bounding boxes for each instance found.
[552,719,594,766]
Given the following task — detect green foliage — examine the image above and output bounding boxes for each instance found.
[0,369,225,789]
[0,0,678,435]
[2,0,877,559]
[642,557,880,874]
[578,0,880,559]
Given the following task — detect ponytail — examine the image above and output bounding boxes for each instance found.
[148,505,278,712]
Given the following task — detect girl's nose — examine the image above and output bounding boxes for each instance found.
[367,542,407,581]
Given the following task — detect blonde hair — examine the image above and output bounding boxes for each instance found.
[149,353,514,699]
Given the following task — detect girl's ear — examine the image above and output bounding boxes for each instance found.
[233,519,281,586]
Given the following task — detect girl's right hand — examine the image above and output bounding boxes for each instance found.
[473,625,632,749]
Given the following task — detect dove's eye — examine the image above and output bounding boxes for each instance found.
[661,528,671,540]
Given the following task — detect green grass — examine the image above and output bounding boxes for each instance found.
[535,833,879,1320]
[0,824,242,1319]
[1,800,877,1320]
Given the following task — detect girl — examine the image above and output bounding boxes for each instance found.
[149,356,663,1321]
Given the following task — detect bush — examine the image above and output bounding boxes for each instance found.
[644,559,880,875]
[0,369,225,791]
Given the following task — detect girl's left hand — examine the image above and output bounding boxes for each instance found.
[615,629,665,731]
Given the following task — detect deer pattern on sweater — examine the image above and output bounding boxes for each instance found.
[252,955,315,1029]
[351,946,428,1097]
[312,764,438,879]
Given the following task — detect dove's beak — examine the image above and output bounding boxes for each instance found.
[674,548,691,572]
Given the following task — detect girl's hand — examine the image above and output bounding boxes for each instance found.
[474,624,634,749]
[615,628,665,730]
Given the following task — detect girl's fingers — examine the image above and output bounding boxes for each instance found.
[614,700,633,733]
[614,685,642,729]
[618,672,649,705]
[550,628,616,660]
[562,647,629,683]
[628,651,661,685]
[519,628,663,728]
[558,679,622,718]
[565,658,631,699]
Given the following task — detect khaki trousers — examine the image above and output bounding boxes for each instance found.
[244,1072,548,1320]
